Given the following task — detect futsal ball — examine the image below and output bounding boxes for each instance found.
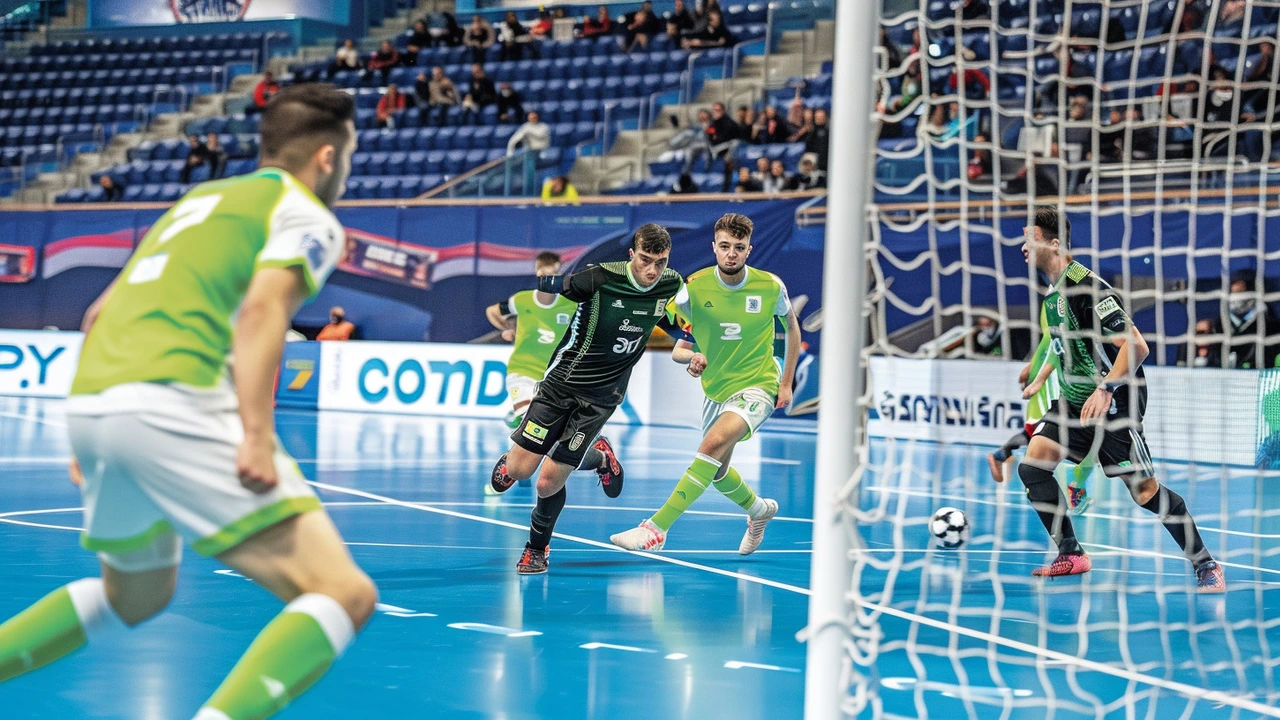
[930,507,969,549]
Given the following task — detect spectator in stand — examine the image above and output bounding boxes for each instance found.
[497,81,525,123]
[761,159,790,193]
[1178,319,1219,367]
[1220,0,1247,25]
[789,106,814,144]
[508,110,551,155]
[317,307,358,341]
[806,108,831,170]
[1125,107,1158,161]
[786,154,825,189]
[427,11,464,47]
[734,166,762,193]
[98,174,124,202]
[461,63,498,122]
[967,133,992,181]
[960,0,990,20]
[179,134,210,184]
[417,67,458,126]
[205,132,227,180]
[734,105,755,138]
[672,172,699,194]
[948,50,991,101]
[465,15,496,65]
[752,156,770,184]
[706,101,737,155]
[879,28,901,70]
[666,0,696,40]
[246,71,279,115]
[499,11,533,61]
[366,41,401,85]
[684,10,735,49]
[753,106,791,143]
[329,39,361,78]
[1244,41,1275,111]
[1210,275,1280,368]
[691,0,722,35]
[376,84,407,129]
[406,19,431,65]
[529,8,554,41]
[623,1,663,53]
[542,175,579,204]
[579,6,613,38]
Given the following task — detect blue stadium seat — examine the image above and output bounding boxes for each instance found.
[443,150,468,175]
[366,152,389,176]
[425,150,446,174]
[386,151,408,176]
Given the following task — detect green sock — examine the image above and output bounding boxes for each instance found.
[198,594,355,720]
[0,578,123,683]
[713,466,758,512]
[650,454,721,532]
[1069,459,1094,489]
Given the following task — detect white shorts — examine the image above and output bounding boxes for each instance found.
[506,373,537,411]
[66,383,321,569]
[701,386,776,441]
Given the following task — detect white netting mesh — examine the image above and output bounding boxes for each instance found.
[832,0,1280,716]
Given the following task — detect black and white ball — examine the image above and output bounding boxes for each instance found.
[930,507,969,549]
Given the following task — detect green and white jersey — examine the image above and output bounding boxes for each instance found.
[501,290,577,380]
[1025,299,1062,423]
[668,266,791,403]
[1042,260,1140,407]
[72,168,346,396]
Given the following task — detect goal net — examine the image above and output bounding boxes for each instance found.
[819,0,1280,716]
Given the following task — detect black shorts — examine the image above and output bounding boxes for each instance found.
[1032,398,1155,479]
[511,380,615,467]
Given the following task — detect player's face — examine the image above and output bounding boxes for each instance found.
[1021,226,1057,270]
[712,230,750,274]
[629,247,670,286]
[315,121,358,207]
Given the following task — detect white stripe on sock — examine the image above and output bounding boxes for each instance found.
[192,708,233,720]
[65,578,126,639]
[284,593,356,659]
[694,453,723,467]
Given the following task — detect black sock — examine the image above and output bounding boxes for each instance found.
[578,447,604,471]
[528,486,567,550]
[992,430,1030,463]
[1018,463,1083,555]
[1140,485,1211,566]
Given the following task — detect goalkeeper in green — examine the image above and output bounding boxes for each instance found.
[988,300,1096,514]
[610,213,801,554]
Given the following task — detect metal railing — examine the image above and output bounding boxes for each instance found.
[422,148,539,199]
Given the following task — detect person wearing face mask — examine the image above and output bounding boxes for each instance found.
[1211,276,1278,368]
[317,306,358,341]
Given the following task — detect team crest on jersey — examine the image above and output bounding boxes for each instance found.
[568,432,586,451]
[301,233,327,273]
[746,296,762,313]
[556,313,570,324]
[654,299,665,316]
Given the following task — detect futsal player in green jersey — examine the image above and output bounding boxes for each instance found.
[485,251,578,428]
[987,300,1096,514]
[611,213,801,554]
[0,85,380,719]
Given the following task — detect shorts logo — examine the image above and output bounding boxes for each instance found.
[746,296,762,313]
[568,432,586,451]
[523,421,549,444]
[612,300,625,308]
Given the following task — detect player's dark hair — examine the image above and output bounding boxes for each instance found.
[714,213,753,242]
[1033,206,1070,249]
[260,83,355,166]
[534,251,561,267]
[632,223,671,255]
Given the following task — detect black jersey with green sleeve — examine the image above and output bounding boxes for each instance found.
[539,261,684,405]
[1043,260,1145,407]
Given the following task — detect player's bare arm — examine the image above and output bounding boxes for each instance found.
[1081,323,1148,425]
[777,309,801,409]
[1023,357,1055,399]
[672,339,707,376]
[485,302,516,336]
[233,266,310,494]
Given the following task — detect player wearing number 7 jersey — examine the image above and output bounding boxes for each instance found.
[0,85,379,720]
[611,213,801,555]
[489,224,685,574]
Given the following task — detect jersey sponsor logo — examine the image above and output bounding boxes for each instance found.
[536,328,557,344]
[618,319,645,333]
[720,322,742,340]
[568,432,586,451]
[633,309,651,315]
[301,233,327,274]
[612,300,625,308]
[746,296,762,313]
[523,420,549,444]
[1095,296,1121,318]
[556,313,571,324]
[1057,295,1067,318]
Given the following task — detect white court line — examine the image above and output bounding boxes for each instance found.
[0,410,67,428]
[305,481,1280,717]
[320,499,815,523]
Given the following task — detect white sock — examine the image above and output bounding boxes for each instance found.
[191,709,233,720]
[65,578,127,640]
[747,497,768,519]
[284,593,356,658]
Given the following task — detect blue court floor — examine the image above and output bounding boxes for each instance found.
[2,397,1279,719]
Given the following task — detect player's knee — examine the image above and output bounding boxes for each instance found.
[507,453,539,481]
[341,571,379,629]
[1017,462,1057,502]
[535,476,564,498]
[1128,476,1159,505]
[105,575,175,627]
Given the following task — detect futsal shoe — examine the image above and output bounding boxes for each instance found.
[490,452,517,494]
[593,437,624,499]
[739,498,779,555]
[1196,560,1226,594]
[517,543,549,574]
[1032,553,1092,577]
[610,519,666,551]
[1067,484,1092,515]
